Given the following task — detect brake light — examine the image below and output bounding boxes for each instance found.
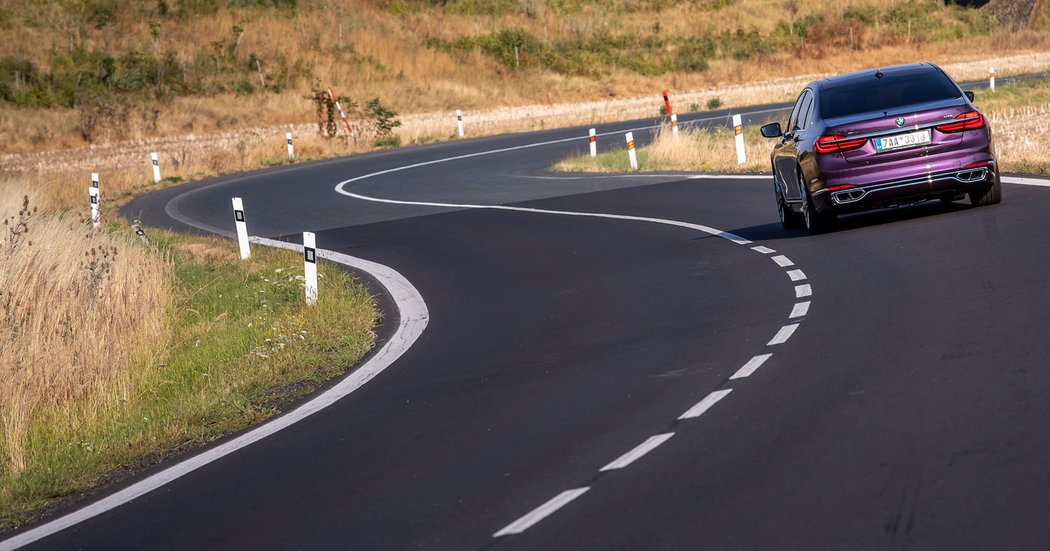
[964,160,991,168]
[815,135,867,154]
[936,111,985,133]
[827,184,856,192]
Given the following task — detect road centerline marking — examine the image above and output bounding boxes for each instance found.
[786,269,807,281]
[493,487,590,537]
[730,354,773,380]
[794,284,812,298]
[789,301,811,319]
[771,255,794,267]
[767,324,800,346]
[600,433,675,472]
[751,245,776,254]
[679,389,733,420]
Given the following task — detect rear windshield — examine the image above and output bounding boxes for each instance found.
[820,70,961,119]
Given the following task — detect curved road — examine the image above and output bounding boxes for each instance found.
[7,79,1050,550]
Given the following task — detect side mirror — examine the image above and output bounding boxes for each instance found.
[965,90,975,102]
[760,122,783,138]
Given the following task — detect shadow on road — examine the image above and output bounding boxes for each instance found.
[730,200,974,242]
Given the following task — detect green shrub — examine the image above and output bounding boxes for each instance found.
[707,97,722,110]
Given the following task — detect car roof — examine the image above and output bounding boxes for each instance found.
[814,63,942,92]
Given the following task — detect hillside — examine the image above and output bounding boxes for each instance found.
[1,0,1048,155]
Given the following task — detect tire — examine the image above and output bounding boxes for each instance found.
[800,172,836,234]
[776,178,804,229]
[969,171,1002,206]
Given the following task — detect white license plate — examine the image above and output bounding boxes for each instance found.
[874,129,931,153]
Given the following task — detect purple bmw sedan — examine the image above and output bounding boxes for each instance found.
[761,62,1001,233]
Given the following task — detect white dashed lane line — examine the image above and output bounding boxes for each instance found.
[493,488,591,537]
[729,354,773,380]
[600,433,676,472]
[679,389,734,420]
[789,301,811,319]
[328,133,822,543]
[767,324,800,346]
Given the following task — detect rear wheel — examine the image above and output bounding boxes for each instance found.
[800,173,836,234]
[969,172,1002,206]
[776,179,803,229]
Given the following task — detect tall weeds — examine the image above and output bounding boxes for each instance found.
[0,180,172,475]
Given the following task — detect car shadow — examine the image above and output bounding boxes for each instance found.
[728,200,974,242]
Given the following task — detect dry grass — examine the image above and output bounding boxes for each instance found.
[989,104,1050,174]
[0,179,172,475]
[6,50,1048,215]
[2,0,1050,157]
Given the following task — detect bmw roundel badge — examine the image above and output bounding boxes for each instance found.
[895,116,906,127]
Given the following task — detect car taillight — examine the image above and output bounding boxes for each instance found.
[964,160,991,168]
[815,135,867,154]
[936,111,985,133]
[827,184,856,192]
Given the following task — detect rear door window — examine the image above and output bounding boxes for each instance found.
[797,90,814,130]
[820,70,961,119]
[787,92,806,132]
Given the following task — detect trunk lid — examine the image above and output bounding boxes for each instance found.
[823,97,970,165]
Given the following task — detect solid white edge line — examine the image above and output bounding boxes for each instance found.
[767,324,800,346]
[789,301,811,319]
[679,389,733,420]
[493,487,591,537]
[751,246,776,254]
[729,354,774,380]
[794,284,812,298]
[0,238,430,551]
[786,269,807,282]
[1003,176,1050,187]
[687,174,768,180]
[771,255,794,268]
[335,188,753,245]
[599,433,676,472]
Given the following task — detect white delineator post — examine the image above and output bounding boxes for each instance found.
[671,114,679,138]
[286,132,294,160]
[90,172,100,227]
[588,128,597,158]
[231,197,250,260]
[456,110,465,138]
[625,132,638,170]
[733,114,746,165]
[89,187,100,228]
[150,152,161,183]
[989,67,996,91]
[303,232,318,306]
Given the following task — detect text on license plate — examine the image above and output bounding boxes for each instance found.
[875,130,931,153]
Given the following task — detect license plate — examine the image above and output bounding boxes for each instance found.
[874,129,931,153]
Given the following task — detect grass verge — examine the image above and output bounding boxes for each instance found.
[553,125,774,174]
[552,79,1050,175]
[0,181,376,529]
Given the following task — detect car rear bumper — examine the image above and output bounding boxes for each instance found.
[813,162,997,213]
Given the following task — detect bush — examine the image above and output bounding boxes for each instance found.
[374,135,401,148]
[707,97,722,110]
[365,97,401,138]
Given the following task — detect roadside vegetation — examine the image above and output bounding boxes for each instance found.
[553,78,1050,175]
[1,0,1048,155]
[0,177,377,530]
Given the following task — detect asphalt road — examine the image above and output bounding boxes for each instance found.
[8,75,1050,550]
